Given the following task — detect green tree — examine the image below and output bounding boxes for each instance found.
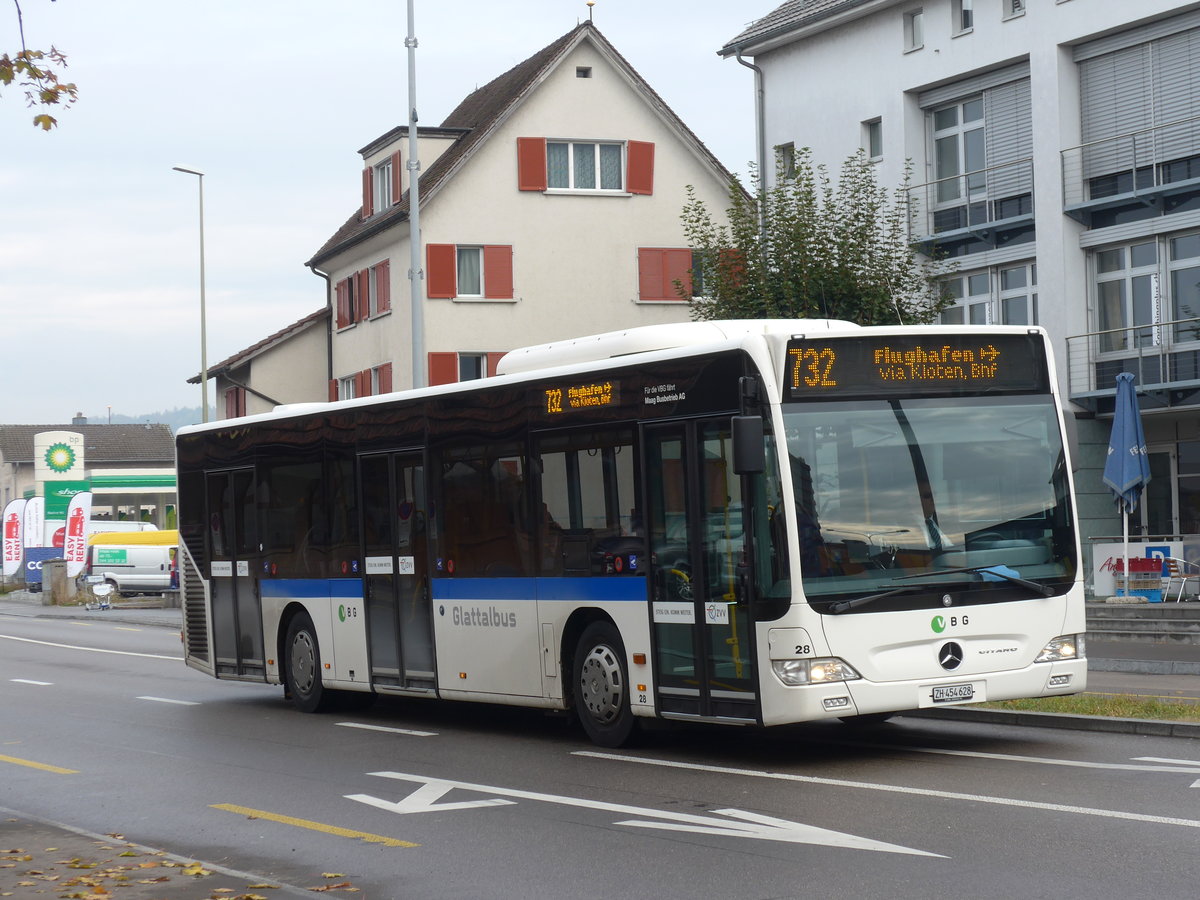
[1,0,76,130]
[680,148,953,325]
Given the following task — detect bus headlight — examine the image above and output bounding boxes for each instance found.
[771,657,861,686]
[1035,634,1085,663]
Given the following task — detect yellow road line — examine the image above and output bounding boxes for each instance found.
[211,803,419,848]
[0,754,78,774]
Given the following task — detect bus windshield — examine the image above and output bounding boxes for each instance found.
[783,394,1076,609]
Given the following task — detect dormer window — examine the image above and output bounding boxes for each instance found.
[373,158,393,211]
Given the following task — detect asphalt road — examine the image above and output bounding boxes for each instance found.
[2,612,1199,899]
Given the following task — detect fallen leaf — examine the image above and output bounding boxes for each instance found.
[182,862,211,877]
[321,873,346,878]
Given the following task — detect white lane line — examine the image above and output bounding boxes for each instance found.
[1133,757,1200,766]
[136,696,200,706]
[337,722,437,738]
[0,633,179,661]
[574,751,1200,830]
[855,741,1200,774]
[10,679,53,686]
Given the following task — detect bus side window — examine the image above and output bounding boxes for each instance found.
[535,428,642,577]
[434,443,532,577]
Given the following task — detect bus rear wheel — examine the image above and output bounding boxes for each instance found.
[573,621,636,748]
[285,612,332,713]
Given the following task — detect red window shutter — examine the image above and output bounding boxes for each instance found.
[329,379,339,402]
[376,260,391,312]
[427,244,457,298]
[378,362,393,394]
[335,279,350,328]
[483,245,514,299]
[517,137,547,191]
[362,167,374,217]
[428,352,459,386]
[665,248,692,299]
[637,248,666,301]
[627,141,654,195]
[224,389,237,419]
[390,150,402,205]
[356,369,370,398]
[486,352,505,377]
[356,269,370,320]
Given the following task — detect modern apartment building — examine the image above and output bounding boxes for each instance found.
[722,0,1200,584]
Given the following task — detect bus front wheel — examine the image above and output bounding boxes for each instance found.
[285,612,331,713]
[573,621,636,747]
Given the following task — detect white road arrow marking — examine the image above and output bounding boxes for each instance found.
[347,771,942,857]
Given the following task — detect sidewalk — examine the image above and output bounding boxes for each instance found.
[0,807,315,898]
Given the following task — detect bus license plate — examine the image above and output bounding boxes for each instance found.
[931,683,974,703]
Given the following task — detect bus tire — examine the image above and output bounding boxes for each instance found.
[573,621,636,748]
[285,612,331,714]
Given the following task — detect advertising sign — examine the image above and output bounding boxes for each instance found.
[64,491,93,577]
[24,547,60,588]
[23,496,44,548]
[2,498,26,577]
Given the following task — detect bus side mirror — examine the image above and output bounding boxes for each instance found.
[732,415,765,475]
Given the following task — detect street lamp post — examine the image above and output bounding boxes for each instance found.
[172,166,208,423]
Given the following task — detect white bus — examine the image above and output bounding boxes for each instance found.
[176,320,1084,746]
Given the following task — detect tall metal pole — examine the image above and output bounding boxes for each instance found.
[173,166,209,422]
[406,0,425,388]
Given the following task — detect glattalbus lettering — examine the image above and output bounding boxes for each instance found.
[452,605,518,628]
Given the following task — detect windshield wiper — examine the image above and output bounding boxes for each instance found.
[826,584,931,614]
[896,564,1055,597]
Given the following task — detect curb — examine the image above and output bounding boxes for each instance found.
[905,705,1200,738]
[1090,657,1200,676]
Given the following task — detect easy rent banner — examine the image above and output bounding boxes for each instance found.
[64,491,93,577]
[3,498,27,577]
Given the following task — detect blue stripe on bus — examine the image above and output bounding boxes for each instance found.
[431,577,646,603]
[260,579,364,599]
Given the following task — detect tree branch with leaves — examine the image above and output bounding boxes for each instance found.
[681,149,954,326]
[1,0,76,130]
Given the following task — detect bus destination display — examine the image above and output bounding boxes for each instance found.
[545,380,620,415]
[784,333,1048,399]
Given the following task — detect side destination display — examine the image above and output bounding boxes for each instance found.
[785,333,1049,400]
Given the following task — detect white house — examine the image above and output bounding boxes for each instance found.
[722,0,1200,582]
[302,21,736,397]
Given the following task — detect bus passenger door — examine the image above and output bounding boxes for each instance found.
[359,452,435,690]
[206,467,264,678]
[645,422,757,721]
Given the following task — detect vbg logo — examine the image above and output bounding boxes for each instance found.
[931,615,946,633]
[931,614,969,633]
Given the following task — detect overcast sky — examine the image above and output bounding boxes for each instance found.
[0,0,758,425]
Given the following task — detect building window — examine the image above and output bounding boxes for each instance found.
[1004,0,1025,18]
[338,375,357,400]
[368,260,390,316]
[456,247,483,297]
[428,351,505,386]
[931,95,986,226]
[576,66,592,78]
[940,263,1037,326]
[373,158,393,211]
[775,142,796,179]
[953,0,973,34]
[224,387,246,419]
[547,140,624,191]
[638,248,693,302]
[459,354,486,381]
[904,8,924,51]
[864,120,883,161]
[1096,241,1159,353]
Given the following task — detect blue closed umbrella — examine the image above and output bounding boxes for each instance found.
[1102,372,1151,596]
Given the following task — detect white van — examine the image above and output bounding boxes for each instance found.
[86,530,177,594]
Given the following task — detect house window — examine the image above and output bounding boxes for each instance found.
[999,263,1038,325]
[547,141,624,191]
[373,158,393,211]
[1096,241,1159,352]
[932,95,986,222]
[953,0,973,34]
[638,248,693,302]
[224,387,246,419]
[371,363,392,395]
[904,8,924,51]
[864,120,883,161]
[338,375,357,400]
[369,259,391,316]
[335,276,359,329]
[1004,0,1025,18]
[459,354,486,381]
[428,351,505,386]
[576,66,592,78]
[427,244,513,300]
[775,142,796,179]
[457,247,483,297]
[940,271,992,324]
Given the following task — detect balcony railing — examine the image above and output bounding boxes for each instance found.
[907,157,1034,246]
[1065,315,1200,406]
[1061,115,1200,215]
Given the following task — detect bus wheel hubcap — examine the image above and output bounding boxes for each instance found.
[580,645,622,723]
[292,632,316,694]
